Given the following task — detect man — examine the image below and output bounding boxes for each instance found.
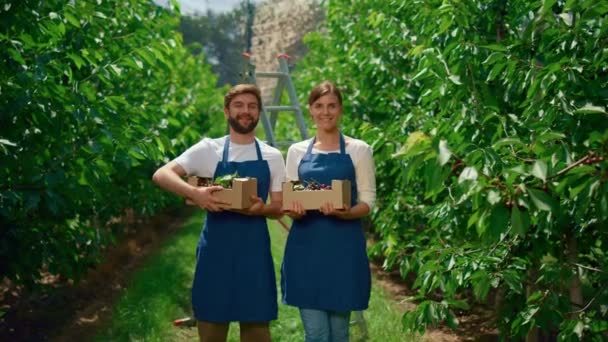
[152,84,285,342]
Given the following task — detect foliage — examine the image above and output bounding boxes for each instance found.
[178,1,254,86]
[294,0,608,339]
[213,171,240,188]
[0,0,223,288]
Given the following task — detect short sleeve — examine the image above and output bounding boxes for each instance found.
[267,151,286,192]
[173,138,218,177]
[285,141,308,181]
[354,143,376,210]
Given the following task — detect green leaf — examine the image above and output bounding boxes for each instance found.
[64,12,81,27]
[392,131,431,158]
[531,160,547,182]
[458,166,478,183]
[480,44,507,52]
[214,171,239,187]
[573,320,584,338]
[575,104,606,115]
[134,58,143,69]
[170,0,181,12]
[438,140,451,166]
[527,188,556,212]
[526,290,544,304]
[489,205,509,238]
[128,148,145,160]
[537,131,565,142]
[448,75,462,85]
[447,299,470,310]
[476,210,489,236]
[487,62,506,81]
[473,273,491,300]
[511,206,530,236]
[0,138,17,147]
[492,138,525,149]
[8,48,26,65]
[541,0,558,14]
[109,64,122,76]
[68,53,86,69]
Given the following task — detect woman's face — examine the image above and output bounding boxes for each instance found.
[309,93,342,132]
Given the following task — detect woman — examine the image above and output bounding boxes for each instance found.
[281,81,376,342]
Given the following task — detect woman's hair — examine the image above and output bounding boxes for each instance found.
[308,81,343,106]
[224,84,262,109]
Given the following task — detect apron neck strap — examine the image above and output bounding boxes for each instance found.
[339,133,346,154]
[254,138,263,160]
[222,136,263,162]
[305,133,346,155]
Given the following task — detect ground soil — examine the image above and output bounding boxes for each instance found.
[0,206,193,342]
[1,211,499,341]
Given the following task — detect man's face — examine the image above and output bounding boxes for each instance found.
[224,93,260,134]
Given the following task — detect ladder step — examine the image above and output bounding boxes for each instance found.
[265,105,298,111]
[256,72,287,78]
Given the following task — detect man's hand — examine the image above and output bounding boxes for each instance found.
[319,201,351,219]
[284,200,305,220]
[190,186,230,212]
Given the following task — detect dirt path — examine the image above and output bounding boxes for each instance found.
[0,207,193,342]
[1,211,498,341]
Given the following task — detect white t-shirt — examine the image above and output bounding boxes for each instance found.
[285,136,376,209]
[174,137,286,192]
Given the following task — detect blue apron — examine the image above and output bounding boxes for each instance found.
[192,136,277,322]
[281,134,371,312]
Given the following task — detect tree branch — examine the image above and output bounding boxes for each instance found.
[547,155,591,180]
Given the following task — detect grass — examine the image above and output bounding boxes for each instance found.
[96,211,415,341]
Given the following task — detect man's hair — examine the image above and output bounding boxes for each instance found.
[224,84,262,109]
[308,80,343,106]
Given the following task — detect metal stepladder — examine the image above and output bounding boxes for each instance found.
[240,53,308,147]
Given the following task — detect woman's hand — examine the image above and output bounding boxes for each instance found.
[284,201,305,220]
[319,202,351,219]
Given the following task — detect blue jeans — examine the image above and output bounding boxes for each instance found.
[299,308,351,342]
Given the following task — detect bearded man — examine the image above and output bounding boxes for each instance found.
[152,84,285,342]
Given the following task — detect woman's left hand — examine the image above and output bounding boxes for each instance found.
[319,202,351,219]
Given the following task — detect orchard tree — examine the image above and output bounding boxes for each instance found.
[0,0,223,288]
[294,0,608,339]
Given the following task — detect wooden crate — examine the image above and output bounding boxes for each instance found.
[185,176,257,209]
[282,179,351,211]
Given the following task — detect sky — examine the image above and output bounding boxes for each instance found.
[156,0,262,14]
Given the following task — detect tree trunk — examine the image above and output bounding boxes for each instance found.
[566,229,584,311]
[495,0,507,42]
[526,268,539,342]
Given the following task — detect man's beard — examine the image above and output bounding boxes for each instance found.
[228,114,258,134]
